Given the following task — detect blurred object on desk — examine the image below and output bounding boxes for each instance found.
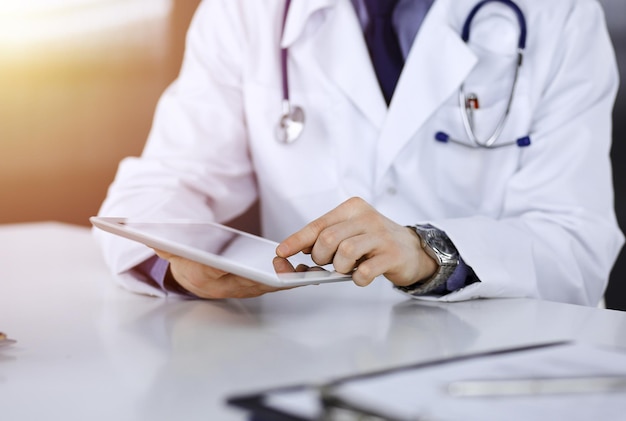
[0,331,16,347]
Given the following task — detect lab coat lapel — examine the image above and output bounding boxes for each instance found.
[282,0,387,130]
[375,0,478,184]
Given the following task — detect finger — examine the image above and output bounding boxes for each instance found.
[175,264,285,299]
[276,198,364,258]
[306,220,361,266]
[197,273,284,299]
[153,249,173,260]
[276,217,335,259]
[331,233,373,274]
[166,255,225,291]
[351,254,390,287]
[165,254,292,299]
[272,256,296,274]
[295,263,312,272]
[294,211,371,266]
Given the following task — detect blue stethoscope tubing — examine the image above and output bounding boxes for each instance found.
[276,0,531,149]
[437,0,531,148]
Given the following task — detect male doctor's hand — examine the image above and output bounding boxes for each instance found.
[276,197,438,288]
[154,250,288,299]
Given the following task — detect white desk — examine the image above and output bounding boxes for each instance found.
[1,222,625,420]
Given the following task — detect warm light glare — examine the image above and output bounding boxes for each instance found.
[0,0,172,49]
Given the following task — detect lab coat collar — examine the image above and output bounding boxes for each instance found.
[282,0,478,162]
[280,0,337,48]
[286,0,387,129]
[375,0,478,183]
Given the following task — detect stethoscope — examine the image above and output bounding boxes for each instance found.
[275,0,531,149]
[275,0,305,144]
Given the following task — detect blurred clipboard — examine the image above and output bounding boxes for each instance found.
[227,342,626,421]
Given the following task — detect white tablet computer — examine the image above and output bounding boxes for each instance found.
[90,217,353,287]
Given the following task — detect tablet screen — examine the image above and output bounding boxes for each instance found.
[91,217,353,287]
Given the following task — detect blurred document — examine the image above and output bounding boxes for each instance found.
[239,342,626,421]
[323,342,626,421]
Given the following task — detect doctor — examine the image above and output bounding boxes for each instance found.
[95,0,623,306]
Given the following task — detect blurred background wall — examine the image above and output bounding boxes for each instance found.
[0,0,202,225]
[0,0,624,309]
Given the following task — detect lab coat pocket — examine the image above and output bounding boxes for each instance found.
[434,92,530,148]
[428,87,531,215]
[434,46,531,148]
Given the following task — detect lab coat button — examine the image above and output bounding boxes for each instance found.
[386,187,397,195]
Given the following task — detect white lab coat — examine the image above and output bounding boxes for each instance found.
[95,0,623,305]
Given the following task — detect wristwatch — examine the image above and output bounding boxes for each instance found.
[397,224,460,295]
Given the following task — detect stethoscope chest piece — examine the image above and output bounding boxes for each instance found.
[275,101,305,144]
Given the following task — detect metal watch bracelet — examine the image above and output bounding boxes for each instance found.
[396,224,460,295]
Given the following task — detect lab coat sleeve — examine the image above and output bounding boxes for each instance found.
[424,1,623,306]
[93,1,257,294]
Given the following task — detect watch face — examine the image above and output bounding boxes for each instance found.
[423,229,458,259]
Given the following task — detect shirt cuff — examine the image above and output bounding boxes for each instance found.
[132,255,192,296]
[446,256,470,292]
[398,224,480,297]
[409,257,477,296]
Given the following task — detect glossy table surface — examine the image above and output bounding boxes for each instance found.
[1,222,625,420]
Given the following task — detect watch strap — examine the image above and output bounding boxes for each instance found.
[396,224,460,296]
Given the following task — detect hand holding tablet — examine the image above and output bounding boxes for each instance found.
[90,217,353,288]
